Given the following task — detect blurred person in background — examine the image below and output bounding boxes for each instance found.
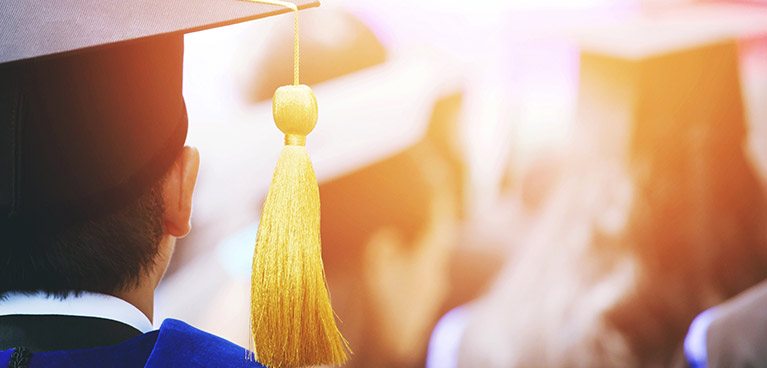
[453,34,767,367]
[602,41,767,367]
[321,142,459,368]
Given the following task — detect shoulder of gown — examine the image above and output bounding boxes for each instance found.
[145,318,265,368]
[0,318,266,368]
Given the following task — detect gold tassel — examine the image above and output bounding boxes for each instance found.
[252,85,348,368]
[244,2,348,366]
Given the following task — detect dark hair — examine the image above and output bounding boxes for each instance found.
[0,179,166,297]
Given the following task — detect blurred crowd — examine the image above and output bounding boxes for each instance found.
[155,0,767,367]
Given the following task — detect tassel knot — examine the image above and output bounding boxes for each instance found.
[284,134,305,146]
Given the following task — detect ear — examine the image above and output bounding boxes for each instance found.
[162,146,200,237]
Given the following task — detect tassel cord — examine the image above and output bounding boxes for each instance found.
[240,0,300,85]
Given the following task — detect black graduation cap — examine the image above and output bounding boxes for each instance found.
[0,0,319,230]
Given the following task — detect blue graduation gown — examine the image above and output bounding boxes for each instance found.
[683,279,767,368]
[0,319,266,368]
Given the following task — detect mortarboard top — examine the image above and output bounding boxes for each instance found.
[573,2,765,157]
[0,0,319,66]
[0,0,318,232]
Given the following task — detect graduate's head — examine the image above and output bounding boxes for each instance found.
[320,145,458,366]
[0,1,322,301]
[0,34,201,298]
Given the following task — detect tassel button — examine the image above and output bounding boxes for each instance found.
[273,84,318,144]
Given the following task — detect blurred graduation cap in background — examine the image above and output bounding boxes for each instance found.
[0,0,318,231]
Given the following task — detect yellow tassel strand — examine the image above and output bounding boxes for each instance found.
[242,1,349,367]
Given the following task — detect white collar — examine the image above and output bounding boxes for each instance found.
[0,291,154,334]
